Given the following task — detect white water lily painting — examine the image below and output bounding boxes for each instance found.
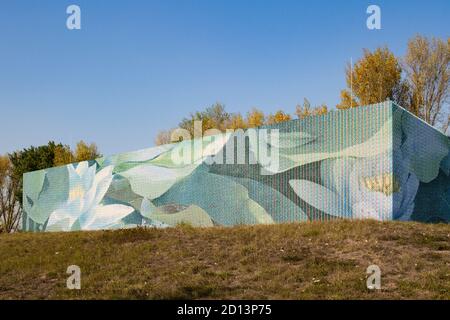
[23,101,450,232]
[46,163,135,231]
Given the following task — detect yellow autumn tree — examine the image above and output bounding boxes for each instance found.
[267,110,292,124]
[53,145,75,166]
[75,141,101,162]
[296,98,329,119]
[335,90,358,110]
[228,113,248,130]
[178,103,230,137]
[313,104,328,117]
[246,108,265,128]
[337,47,402,109]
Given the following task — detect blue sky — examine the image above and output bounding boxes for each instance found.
[0,0,449,156]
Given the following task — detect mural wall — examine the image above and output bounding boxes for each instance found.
[22,101,450,232]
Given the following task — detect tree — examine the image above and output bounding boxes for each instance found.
[296,98,328,119]
[53,144,75,166]
[178,103,231,138]
[179,112,213,138]
[9,142,60,205]
[0,156,9,186]
[402,35,450,130]
[154,129,175,146]
[0,155,22,233]
[246,108,265,128]
[203,103,231,131]
[337,47,402,109]
[228,113,247,130]
[315,104,328,117]
[74,141,101,162]
[335,90,358,110]
[267,110,292,124]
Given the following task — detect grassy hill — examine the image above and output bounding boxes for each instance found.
[0,220,449,299]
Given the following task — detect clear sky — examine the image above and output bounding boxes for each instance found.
[0,0,449,156]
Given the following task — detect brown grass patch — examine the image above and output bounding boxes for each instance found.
[0,220,449,299]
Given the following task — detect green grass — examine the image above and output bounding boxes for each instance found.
[0,220,449,299]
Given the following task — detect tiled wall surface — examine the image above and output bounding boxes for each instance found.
[22,102,450,231]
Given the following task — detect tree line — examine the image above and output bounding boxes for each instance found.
[155,35,449,145]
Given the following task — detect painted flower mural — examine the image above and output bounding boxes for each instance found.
[315,151,420,221]
[46,163,135,231]
[23,101,450,232]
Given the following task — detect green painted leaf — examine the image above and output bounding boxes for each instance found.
[154,166,274,226]
[23,169,46,213]
[230,177,308,222]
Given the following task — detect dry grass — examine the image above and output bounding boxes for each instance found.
[0,220,449,299]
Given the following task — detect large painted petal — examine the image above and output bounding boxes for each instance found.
[394,172,419,221]
[68,164,83,193]
[401,111,450,182]
[320,158,355,196]
[78,204,135,230]
[66,197,85,215]
[101,145,173,168]
[67,163,95,198]
[92,165,114,205]
[75,161,89,177]
[140,198,156,219]
[149,205,214,227]
[80,183,97,213]
[67,164,78,181]
[148,143,194,168]
[289,179,351,218]
[247,200,274,224]
[81,164,96,191]
[120,164,197,199]
[150,134,230,168]
[46,207,79,232]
